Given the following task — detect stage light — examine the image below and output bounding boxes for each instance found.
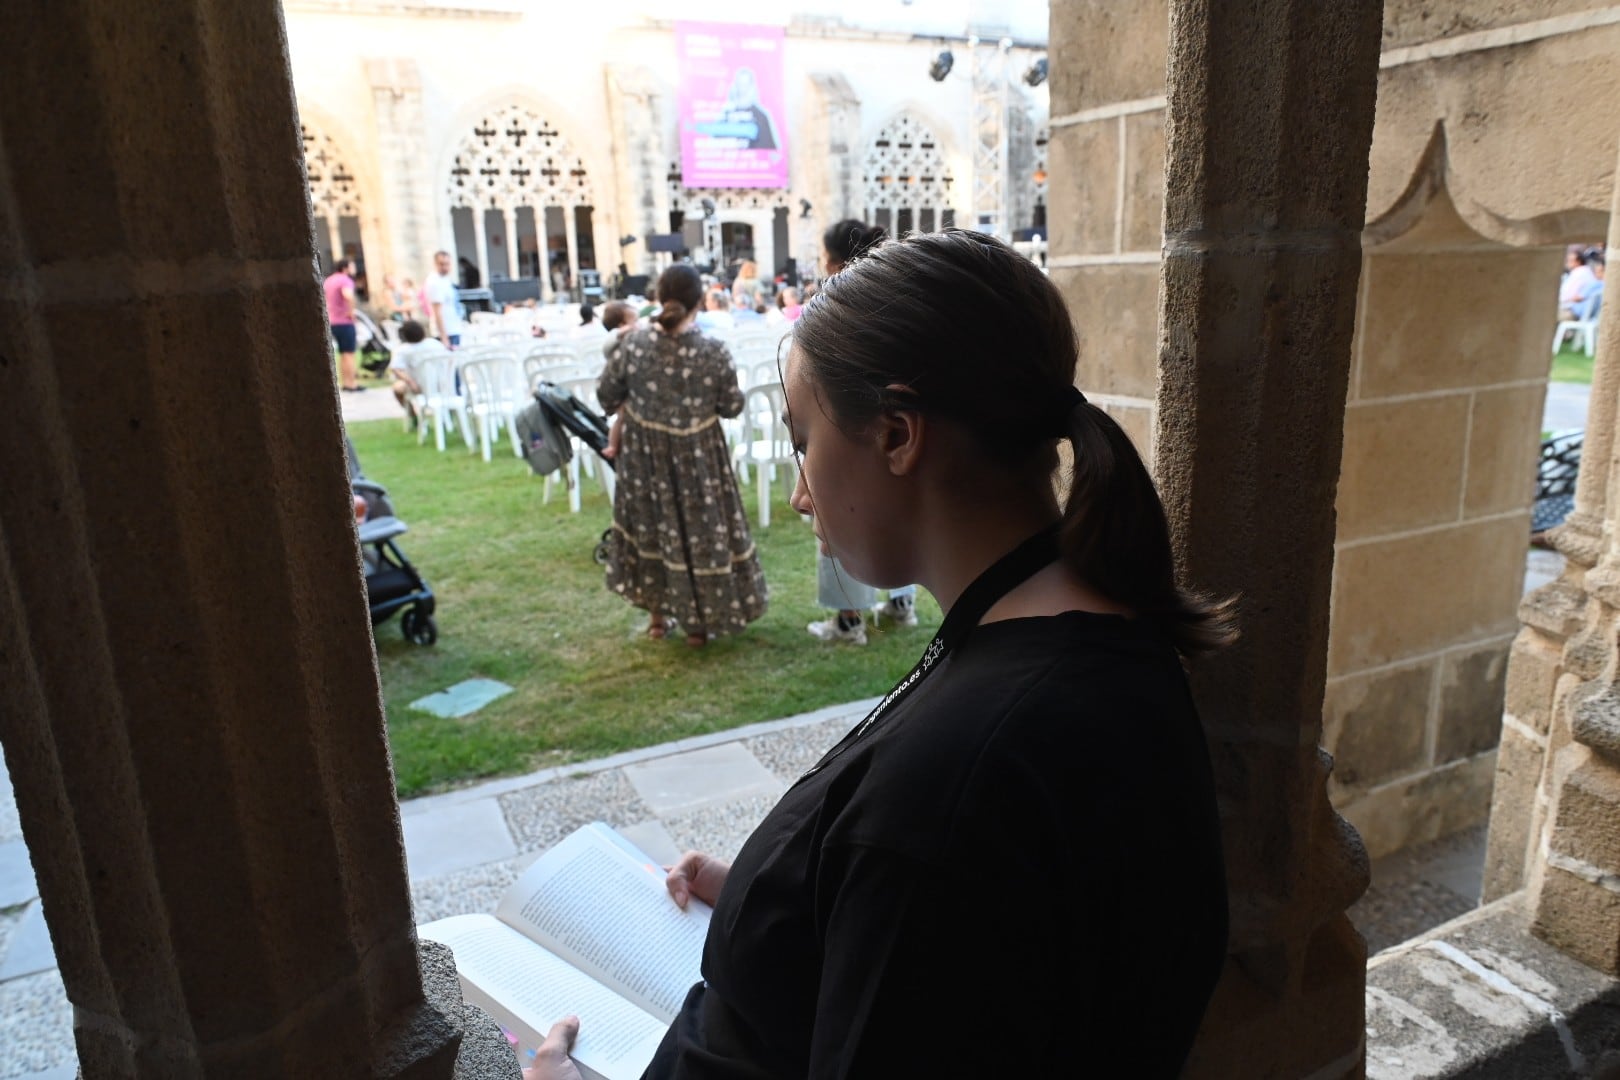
[619,235,637,247]
[799,198,813,219]
[1024,58,1048,87]
[928,49,954,82]
[700,197,716,218]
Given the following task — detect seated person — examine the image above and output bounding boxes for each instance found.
[695,288,736,333]
[388,320,435,421]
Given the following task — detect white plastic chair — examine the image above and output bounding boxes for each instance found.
[555,375,615,511]
[525,357,594,391]
[732,383,796,528]
[468,311,503,326]
[1552,293,1602,357]
[460,355,527,462]
[411,352,474,452]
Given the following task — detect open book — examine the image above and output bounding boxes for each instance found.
[419,823,710,1079]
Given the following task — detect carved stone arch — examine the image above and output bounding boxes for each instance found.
[296,106,381,279]
[1367,122,1609,249]
[861,110,956,231]
[445,101,596,212]
[436,91,607,301]
[665,160,793,214]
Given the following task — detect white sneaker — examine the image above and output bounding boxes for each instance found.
[807,616,868,645]
[871,597,918,627]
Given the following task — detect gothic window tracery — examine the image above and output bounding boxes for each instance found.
[446,104,594,211]
[862,113,954,231]
[666,163,792,213]
[302,124,362,218]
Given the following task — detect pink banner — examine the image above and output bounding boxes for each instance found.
[677,22,789,189]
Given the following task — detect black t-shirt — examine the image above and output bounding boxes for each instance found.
[646,611,1228,1078]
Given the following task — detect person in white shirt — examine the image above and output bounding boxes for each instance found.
[694,287,735,333]
[1560,246,1600,320]
[425,250,464,347]
[573,302,609,339]
[388,320,444,424]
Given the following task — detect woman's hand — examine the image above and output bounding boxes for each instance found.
[665,850,730,909]
[522,1016,583,1080]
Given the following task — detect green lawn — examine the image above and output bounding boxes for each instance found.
[1550,345,1594,385]
[350,419,936,798]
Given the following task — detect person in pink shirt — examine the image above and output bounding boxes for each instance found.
[323,258,362,392]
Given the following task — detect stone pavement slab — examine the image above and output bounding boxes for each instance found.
[0,905,53,982]
[402,797,518,882]
[622,742,784,817]
[407,677,515,719]
[0,842,37,910]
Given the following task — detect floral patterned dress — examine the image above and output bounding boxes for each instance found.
[597,325,768,636]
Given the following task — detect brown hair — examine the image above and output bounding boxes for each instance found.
[600,301,635,331]
[822,219,886,273]
[792,229,1236,656]
[654,264,703,333]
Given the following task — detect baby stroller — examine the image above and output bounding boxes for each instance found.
[353,309,393,374]
[521,382,616,563]
[347,438,438,645]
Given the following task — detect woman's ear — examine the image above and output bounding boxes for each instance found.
[878,383,925,476]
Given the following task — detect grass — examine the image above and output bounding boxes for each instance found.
[350,418,938,798]
[1550,345,1594,385]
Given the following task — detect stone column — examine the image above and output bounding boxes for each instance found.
[1513,144,1620,974]
[367,58,437,285]
[473,208,492,298]
[801,72,863,260]
[605,65,670,278]
[1152,2,1384,1076]
[563,208,581,303]
[0,1,509,1075]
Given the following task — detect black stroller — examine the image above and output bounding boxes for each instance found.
[353,309,393,374]
[346,438,438,645]
[527,382,616,563]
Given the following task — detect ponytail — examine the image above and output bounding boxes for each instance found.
[1060,397,1237,655]
[655,301,689,333]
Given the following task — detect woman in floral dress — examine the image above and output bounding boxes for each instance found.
[596,264,767,647]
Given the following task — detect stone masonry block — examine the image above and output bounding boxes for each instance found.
[1504,628,1564,735]
[1102,400,1154,464]
[1533,865,1620,975]
[1336,394,1468,541]
[1358,249,1568,397]
[1548,758,1620,875]
[1329,515,1528,675]
[1122,110,1166,252]
[1482,723,1546,902]
[1436,641,1511,764]
[1051,263,1161,399]
[1323,662,1432,794]
[1466,384,1545,517]
[1047,120,1119,256]
[1338,750,1497,859]
[1049,0,1170,114]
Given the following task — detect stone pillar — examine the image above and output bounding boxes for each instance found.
[605,65,670,279]
[0,2,509,1075]
[1501,144,1620,974]
[563,208,581,302]
[500,206,520,283]
[367,58,437,285]
[801,72,863,265]
[1152,1,1384,1076]
[473,208,492,297]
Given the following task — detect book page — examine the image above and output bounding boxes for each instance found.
[419,914,666,1080]
[496,825,711,1023]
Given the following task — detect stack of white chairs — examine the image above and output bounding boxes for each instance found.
[732,383,796,528]
[410,351,474,452]
[524,341,587,389]
[459,353,527,462]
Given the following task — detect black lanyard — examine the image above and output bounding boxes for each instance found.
[798,524,1063,782]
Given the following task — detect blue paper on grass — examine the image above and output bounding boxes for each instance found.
[408,678,514,719]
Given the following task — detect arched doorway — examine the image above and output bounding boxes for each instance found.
[445,104,596,302]
[863,112,956,236]
[302,122,369,296]
[667,161,794,285]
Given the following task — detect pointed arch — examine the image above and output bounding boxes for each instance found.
[862,110,957,234]
[437,91,606,301]
[297,106,379,284]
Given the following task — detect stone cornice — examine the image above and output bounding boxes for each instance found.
[284,0,521,20]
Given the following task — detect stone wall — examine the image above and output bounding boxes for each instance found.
[1050,0,1618,861]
